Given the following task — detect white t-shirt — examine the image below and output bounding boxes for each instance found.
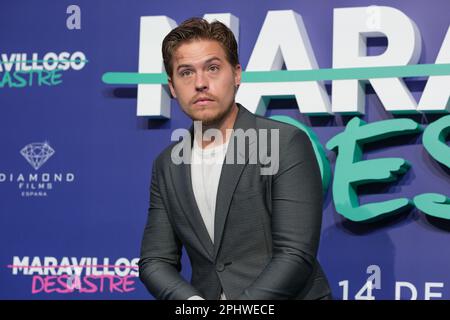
[190,132,230,300]
[191,134,230,243]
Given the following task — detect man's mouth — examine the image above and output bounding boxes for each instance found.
[193,97,214,106]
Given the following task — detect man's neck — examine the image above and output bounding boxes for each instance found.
[197,103,239,149]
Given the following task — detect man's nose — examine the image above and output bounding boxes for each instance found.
[195,71,208,91]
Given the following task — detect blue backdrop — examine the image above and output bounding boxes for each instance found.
[1,0,449,300]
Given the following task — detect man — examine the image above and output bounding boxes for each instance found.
[138,17,331,300]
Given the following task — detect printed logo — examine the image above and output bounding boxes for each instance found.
[0,51,88,89]
[20,142,55,170]
[0,141,75,197]
[8,256,139,295]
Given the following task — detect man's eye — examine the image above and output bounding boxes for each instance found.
[180,70,193,77]
[209,65,220,72]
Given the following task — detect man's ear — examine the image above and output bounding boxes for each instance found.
[168,77,176,99]
[234,64,242,88]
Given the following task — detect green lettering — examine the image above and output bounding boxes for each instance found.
[51,70,63,85]
[12,71,27,88]
[422,115,450,168]
[414,115,450,219]
[38,70,52,86]
[0,71,13,88]
[326,117,421,222]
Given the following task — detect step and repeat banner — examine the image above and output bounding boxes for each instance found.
[1,0,449,300]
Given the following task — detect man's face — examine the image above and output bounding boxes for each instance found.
[168,39,242,126]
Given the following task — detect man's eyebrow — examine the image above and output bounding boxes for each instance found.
[204,57,222,64]
[176,57,223,71]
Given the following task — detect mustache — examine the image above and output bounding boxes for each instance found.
[190,94,216,104]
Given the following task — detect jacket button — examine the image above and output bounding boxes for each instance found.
[216,263,225,272]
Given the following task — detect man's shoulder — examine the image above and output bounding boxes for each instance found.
[153,140,182,169]
[237,105,300,134]
[248,110,305,142]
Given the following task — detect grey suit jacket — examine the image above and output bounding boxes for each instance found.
[139,104,331,300]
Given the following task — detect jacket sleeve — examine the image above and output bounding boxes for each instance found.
[238,129,323,299]
[138,159,202,300]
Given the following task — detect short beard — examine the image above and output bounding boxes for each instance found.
[191,103,234,129]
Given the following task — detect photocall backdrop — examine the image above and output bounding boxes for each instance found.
[1,0,449,300]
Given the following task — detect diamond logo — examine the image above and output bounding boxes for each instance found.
[20,142,55,170]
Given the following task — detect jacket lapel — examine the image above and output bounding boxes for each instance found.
[213,105,256,259]
[169,130,215,260]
